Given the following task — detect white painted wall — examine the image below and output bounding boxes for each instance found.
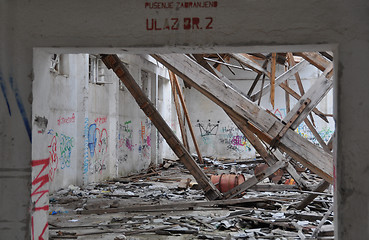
[1,0,369,239]
[33,53,177,194]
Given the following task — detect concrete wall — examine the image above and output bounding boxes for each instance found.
[185,61,334,159]
[1,0,369,239]
[33,53,177,194]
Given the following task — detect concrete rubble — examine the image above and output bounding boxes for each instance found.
[49,158,334,239]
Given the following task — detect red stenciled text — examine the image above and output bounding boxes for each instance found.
[146,17,213,31]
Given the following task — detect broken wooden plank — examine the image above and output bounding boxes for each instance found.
[283,63,333,130]
[101,54,221,200]
[229,117,308,189]
[250,60,309,102]
[223,160,288,199]
[311,204,334,238]
[77,197,270,214]
[152,54,333,183]
[295,52,331,72]
[169,71,190,151]
[296,180,331,210]
[270,53,277,108]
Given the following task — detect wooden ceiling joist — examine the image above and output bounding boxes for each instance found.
[152,54,333,183]
[250,60,310,102]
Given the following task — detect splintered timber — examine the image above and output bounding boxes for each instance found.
[145,1,218,9]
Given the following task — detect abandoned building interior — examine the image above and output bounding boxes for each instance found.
[1,1,369,240]
[32,51,336,239]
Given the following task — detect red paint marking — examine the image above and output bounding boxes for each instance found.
[31,158,49,208]
[31,216,48,240]
[31,158,49,240]
[48,136,58,181]
[34,205,49,211]
[38,222,48,240]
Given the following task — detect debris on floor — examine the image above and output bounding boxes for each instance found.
[49,157,334,239]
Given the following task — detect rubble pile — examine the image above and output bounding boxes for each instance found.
[49,159,334,239]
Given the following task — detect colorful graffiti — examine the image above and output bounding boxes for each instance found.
[118,120,135,151]
[59,134,74,169]
[31,158,50,240]
[48,135,58,181]
[231,135,252,151]
[139,119,151,160]
[87,117,108,174]
[295,123,334,145]
[218,125,253,154]
[267,108,335,146]
[47,130,74,178]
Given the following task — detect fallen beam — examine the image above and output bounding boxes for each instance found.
[77,197,270,214]
[223,160,288,199]
[152,54,333,183]
[190,55,308,189]
[101,54,222,200]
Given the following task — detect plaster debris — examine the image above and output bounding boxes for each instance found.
[49,160,334,239]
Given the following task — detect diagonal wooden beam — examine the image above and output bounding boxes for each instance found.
[287,53,316,126]
[171,72,204,164]
[270,53,277,108]
[295,52,331,72]
[101,54,222,200]
[279,81,328,123]
[250,60,310,102]
[231,53,271,78]
[169,71,190,151]
[223,160,288,199]
[282,63,333,130]
[295,131,334,209]
[296,180,331,210]
[229,116,309,189]
[152,54,333,183]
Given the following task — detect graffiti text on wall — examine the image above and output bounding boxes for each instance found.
[47,130,74,180]
[139,119,151,160]
[118,120,135,151]
[196,120,219,137]
[57,113,75,126]
[88,117,108,174]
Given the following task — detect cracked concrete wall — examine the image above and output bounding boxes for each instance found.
[0,0,368,239]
